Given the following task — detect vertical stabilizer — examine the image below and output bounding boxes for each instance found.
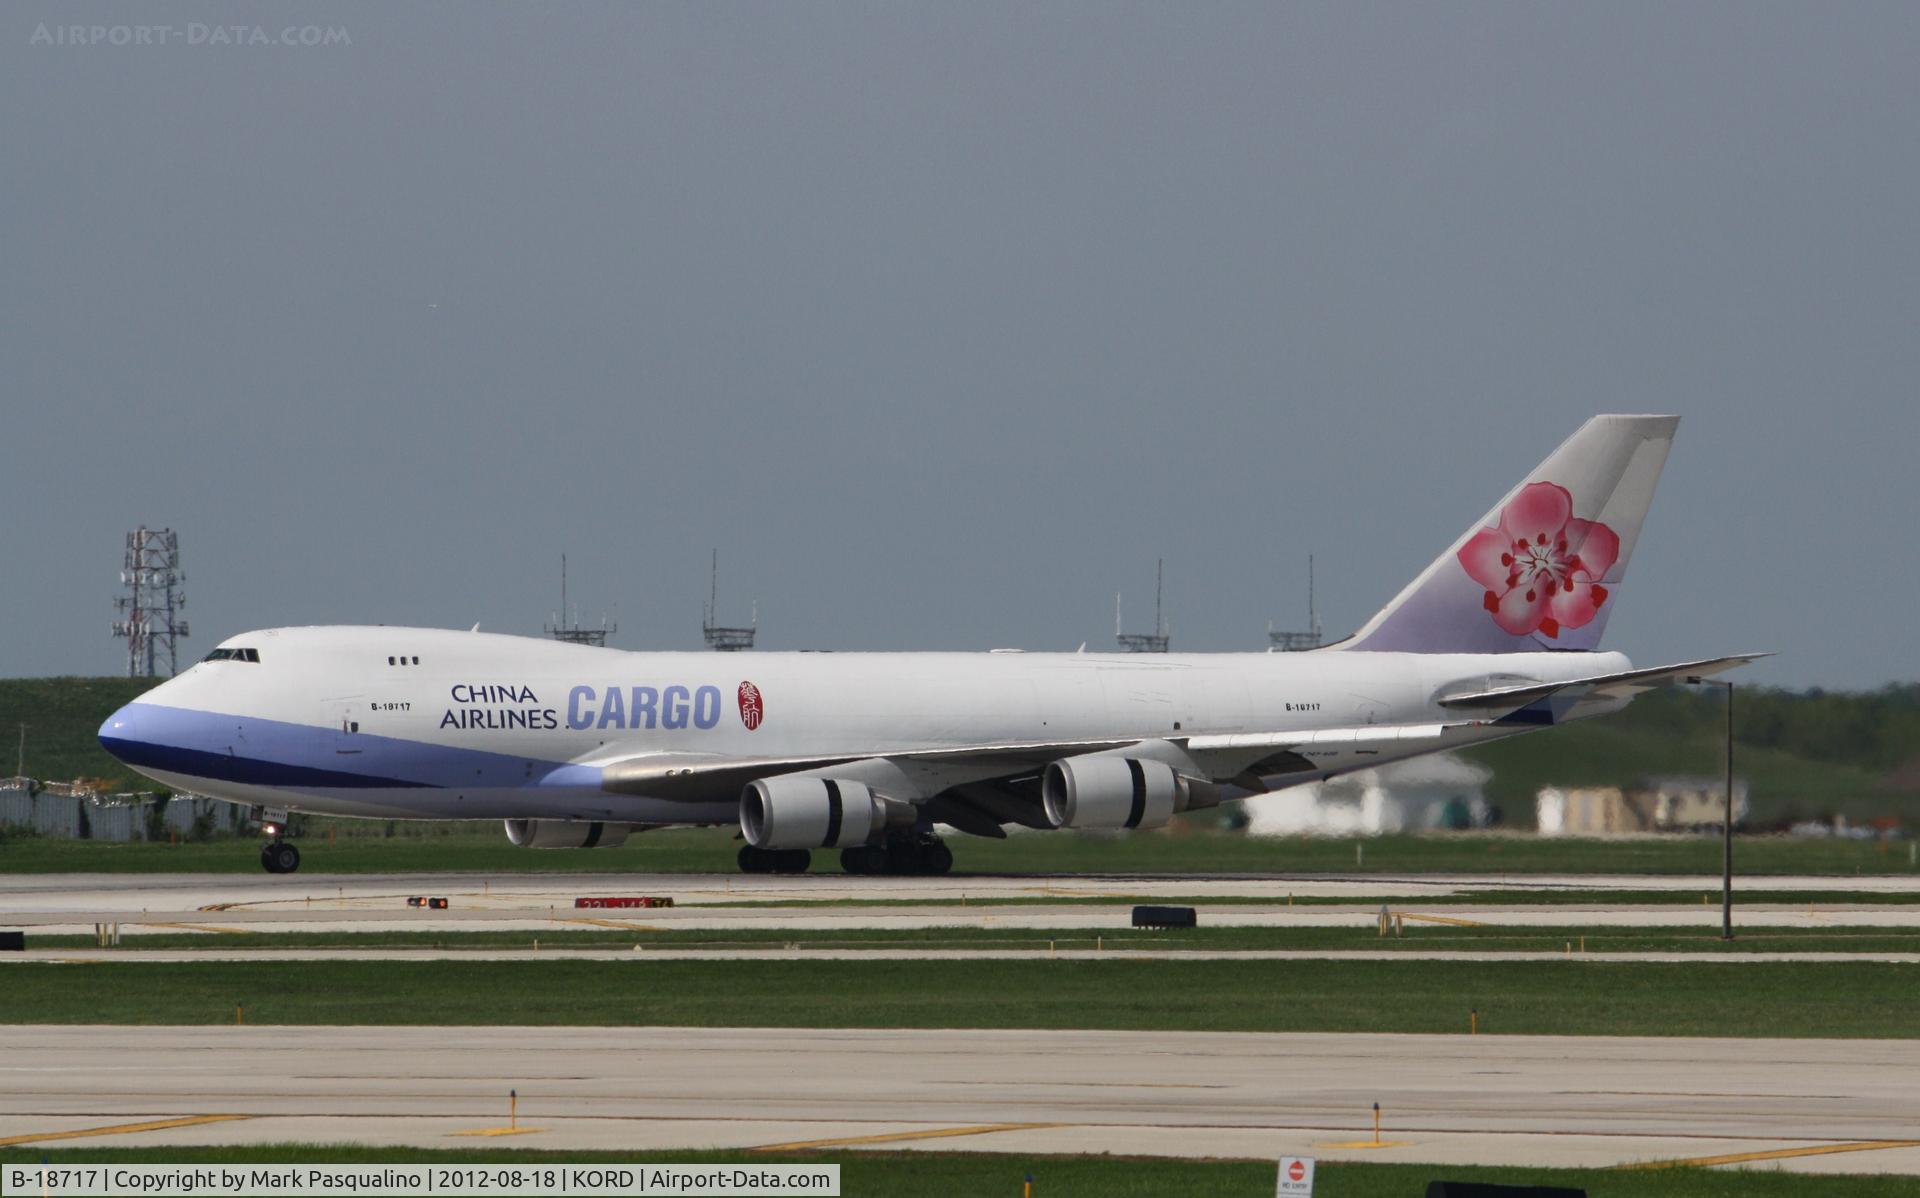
[1343,415,1678,653]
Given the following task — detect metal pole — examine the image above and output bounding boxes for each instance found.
[1722,680,1734,941]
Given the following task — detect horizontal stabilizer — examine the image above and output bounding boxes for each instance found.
[1437,653,1771,709]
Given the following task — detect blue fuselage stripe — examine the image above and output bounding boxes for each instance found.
[100,736,431,790]
[102,703,584,792]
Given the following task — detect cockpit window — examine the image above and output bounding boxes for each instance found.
[204,647,261,663]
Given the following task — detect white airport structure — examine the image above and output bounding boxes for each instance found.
[1244,754,1492,837]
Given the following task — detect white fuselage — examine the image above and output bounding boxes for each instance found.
[100,625,1628,825]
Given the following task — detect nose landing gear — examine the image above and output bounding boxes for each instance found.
[260,840,300,874]
[253,808,299,874]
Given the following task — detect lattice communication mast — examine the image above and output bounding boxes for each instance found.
[545,553,616,647]
[111,527,189,677]
[1268,554,1324,652]
[702,550,757,651]
[1115,558,1171,653]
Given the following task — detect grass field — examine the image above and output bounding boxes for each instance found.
[28,924,1920,954]
[4,957,1915,1037]
[5,824,1918,875]
[0,676,151,785]
[3,1145,1912,1198]
[1459,701,1899,822]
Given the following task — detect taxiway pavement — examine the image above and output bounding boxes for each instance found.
[5,872,1919,937]
[2,1025,1915,1175]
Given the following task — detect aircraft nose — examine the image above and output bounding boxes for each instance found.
[99,704,139,758]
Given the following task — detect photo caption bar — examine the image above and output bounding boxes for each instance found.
[3,1164,839,1197]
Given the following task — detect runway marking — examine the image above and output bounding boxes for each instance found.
[0,1115,252,1147]
[563,918,665,931]
[1029,886,1136,898]
[751,1122,1066,1152]
[1395,913,1486,928]
[448,1127,547,1137]
[1627,1140,1920,1169]
[140,922,252,935]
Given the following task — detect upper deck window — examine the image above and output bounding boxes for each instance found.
[204,648,260,663]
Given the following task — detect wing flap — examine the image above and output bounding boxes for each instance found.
[1185,723,1456,751]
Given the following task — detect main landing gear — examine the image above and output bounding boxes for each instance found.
[737,845,812,874]
[260,840,300,874]
[840,831,953,876]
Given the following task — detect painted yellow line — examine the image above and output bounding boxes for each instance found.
[1030,886,1134,898]
[752,1122,1065,1152]
[1396,913,1486,928]
[140,922,252,935]
[1627,1140,1920,1170]
[0,1115,252,1147]
[1315,1140,1410,1150]
[563,918,665,932]
[448,1127,547,1137]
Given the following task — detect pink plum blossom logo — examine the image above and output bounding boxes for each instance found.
[1457,482,1619,639]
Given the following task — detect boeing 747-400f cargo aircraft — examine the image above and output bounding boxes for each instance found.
[100,415,1761,875]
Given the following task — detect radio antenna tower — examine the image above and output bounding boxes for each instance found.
[1116,558,1171,653]
[702,550,757,651]
[544,553,616,647]
[1268,554,1324,652]
[111,527,189,677]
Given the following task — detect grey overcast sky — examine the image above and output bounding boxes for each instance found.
[3,3,1916,689]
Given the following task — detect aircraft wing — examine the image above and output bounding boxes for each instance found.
[1436,653,1771,709]
[594,735,1141,802]
[595,721,1479,806]
[593,653,1769,809]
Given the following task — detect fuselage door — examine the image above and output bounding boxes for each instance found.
[327,698,364,755]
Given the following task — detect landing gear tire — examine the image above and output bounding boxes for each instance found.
[925,840,954,875]
[842,833,951,876]
[260,842,300,874]
[738,845,811,874]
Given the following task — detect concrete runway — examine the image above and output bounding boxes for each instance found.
[10,946,1920,963]
[2,1025,1917,1175]
[6,871,1919,936]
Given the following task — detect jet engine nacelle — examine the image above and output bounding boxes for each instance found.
[1041,755,1220,831]
[741,777,902,850]
[503,819,630,849]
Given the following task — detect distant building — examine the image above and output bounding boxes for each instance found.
[1244,754,1493,837]
[1536,776,1750,836]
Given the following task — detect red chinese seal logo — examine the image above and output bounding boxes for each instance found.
[737,681,764,731]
